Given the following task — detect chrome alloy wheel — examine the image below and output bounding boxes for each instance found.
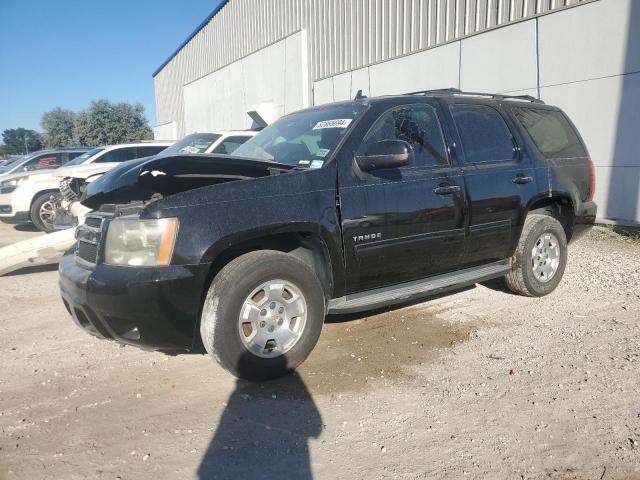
[238,280,308,358]
[531,232,560,283]
[39,199,57,227]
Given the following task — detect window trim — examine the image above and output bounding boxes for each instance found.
[358,102,451,169]
[448,103,520,165]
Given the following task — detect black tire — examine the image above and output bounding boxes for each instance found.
[505,214,568,297]
[200,250,326,381]
[30,191,60,233]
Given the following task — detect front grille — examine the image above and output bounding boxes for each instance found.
[74,214,105,265]
[77,241,99,263]
[59,178,78,203]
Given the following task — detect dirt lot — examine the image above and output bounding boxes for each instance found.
[1,222,639,480]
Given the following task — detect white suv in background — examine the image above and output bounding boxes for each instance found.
[160,130,256,155]
[0,142,171,232]
[55,130,257,228]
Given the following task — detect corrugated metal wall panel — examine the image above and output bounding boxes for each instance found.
[154,0,596,135]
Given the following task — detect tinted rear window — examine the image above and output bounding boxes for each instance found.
[450,105,515,164]
[511,107,586,159]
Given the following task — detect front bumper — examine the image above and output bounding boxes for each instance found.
[58,253,211,351]
[572,201,597,242]
[0,189,32,222]
[0,208,29,224]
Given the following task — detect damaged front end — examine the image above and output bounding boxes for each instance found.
[58,153,292,350]
[71,153,293,267]
[80,153,292,210]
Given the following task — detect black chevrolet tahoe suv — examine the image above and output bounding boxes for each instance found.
[59,89,596,380]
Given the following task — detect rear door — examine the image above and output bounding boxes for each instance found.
[444,101,537,266]
[338,101,467,293]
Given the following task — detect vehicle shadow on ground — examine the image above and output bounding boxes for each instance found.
[2,263,59,276]
[479,277,513,294]
[197,354,322,480]
[12,223,39,232]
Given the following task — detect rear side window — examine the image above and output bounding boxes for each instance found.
[95,147,139,163]
[360,104,448,167]
[511,107,586,159]
[450,105,515,164]
[137,146,167,157]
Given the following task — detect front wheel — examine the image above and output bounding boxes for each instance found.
[30,192,61,233]
[505,214,568,297]
[200,250,326,380]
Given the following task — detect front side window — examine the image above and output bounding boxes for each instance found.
[23,153,63,171]
[232,104,367,167]
[511,107,586,159]
[359,104,448,167]
[212,135,252,155]
[450,105,515,164]
[163,133,222,154]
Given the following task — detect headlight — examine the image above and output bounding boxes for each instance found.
[0,176,29,193]
[104,217,179,266]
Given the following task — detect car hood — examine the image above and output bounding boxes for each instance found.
[0,168,59,184]
[54,162,119,180]
[80,153,293,209]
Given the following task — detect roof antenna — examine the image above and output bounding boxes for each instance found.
[354,89,367,100]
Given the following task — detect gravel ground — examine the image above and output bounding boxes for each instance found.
[0,223,639,480]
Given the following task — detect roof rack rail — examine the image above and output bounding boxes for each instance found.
[405,87,545,104]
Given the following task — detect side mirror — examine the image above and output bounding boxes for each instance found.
[355,140,413,172]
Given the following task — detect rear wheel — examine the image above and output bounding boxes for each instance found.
[200,250,325,380]
[30,192,60,233]
[505,214,568,297]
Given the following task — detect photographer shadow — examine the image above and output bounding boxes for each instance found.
[197,354,322,480]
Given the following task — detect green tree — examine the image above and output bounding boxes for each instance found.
[41,108,77,148]
[1,128,43,154]
[73,100,153,146]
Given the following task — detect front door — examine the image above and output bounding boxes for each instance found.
[338,101,467,294]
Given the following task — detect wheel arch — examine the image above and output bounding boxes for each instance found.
[191,227,340,351]
[524,194,576,242]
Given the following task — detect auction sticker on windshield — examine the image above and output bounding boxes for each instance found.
[313,119,352,130]
[181,146,201,154]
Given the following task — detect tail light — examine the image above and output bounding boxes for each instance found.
[586,157,596,202]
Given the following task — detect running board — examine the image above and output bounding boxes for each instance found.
[327,260,510,314]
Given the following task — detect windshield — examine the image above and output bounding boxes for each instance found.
[163,133,222,154]
[64,147,104,166]
[232,103,367,167]
[0,156,27,174]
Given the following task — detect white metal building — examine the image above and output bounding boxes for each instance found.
[153,0,640,225]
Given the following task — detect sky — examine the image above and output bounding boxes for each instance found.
[0,0,224,134]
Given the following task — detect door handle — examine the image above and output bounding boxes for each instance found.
[512,176,533,185]
[433,185,461,195]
